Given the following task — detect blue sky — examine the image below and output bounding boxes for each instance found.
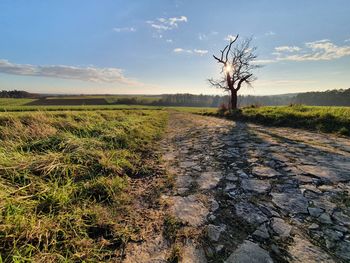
[1,0,350,95]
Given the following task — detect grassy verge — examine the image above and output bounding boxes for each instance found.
[181,105,350,136]
[0,109,168,262]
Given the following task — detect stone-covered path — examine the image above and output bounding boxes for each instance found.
[125,111,350,262]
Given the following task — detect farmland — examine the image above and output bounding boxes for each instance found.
[1,99,350,262]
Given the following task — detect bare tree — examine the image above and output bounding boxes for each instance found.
[209,35,260,109]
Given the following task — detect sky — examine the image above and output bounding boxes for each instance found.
[0,0,350,95]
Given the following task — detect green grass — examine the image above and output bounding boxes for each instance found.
[203,105,350,136]
[0,98,35,106]
[0,109,168,262]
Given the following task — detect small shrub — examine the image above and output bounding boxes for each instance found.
[218,103,229,115]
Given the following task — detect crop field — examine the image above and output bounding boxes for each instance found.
[0,109,168,262]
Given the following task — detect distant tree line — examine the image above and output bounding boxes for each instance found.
[294,89,350,106]
[1,88,350,107]
[153,94,225,107]
[0,90,38,98]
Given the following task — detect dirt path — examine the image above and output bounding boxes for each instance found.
[124,111,350,262]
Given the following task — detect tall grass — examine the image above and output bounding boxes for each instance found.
[0,110,168,262]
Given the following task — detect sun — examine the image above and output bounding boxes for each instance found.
[224,64,232,73]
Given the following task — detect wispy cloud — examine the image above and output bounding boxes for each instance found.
[0,59,139,85]
[259,39,350,63]
[278,39,350,61]
[193,49,208,55]
[173,48,192,54]
[147,16,187,31]
[198,33,207,41]
[265,31,276,36]
[173,48,208,56]
[113,27,136,32]
[274,46,301,52]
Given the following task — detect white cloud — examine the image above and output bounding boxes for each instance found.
[265,31,276,36]
[147,16,188,31]
[279,40,350,61]
[193,49,208,55]
[274,46,301,52]
[345,38,350,43]
[173,48,208,55]
[263,39,350,63]
[113,27,136,32]
[0,59,138,84]
[224,34,238,41]
[173,48,192,53]
[166,39,173,43]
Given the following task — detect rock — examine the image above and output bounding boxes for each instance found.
[332,225,348,233]
[308,207,324,217]
[225,240,273,263]
[332,211,350,226]
[210,200,219,212]
[226,173,238,181]
[271,191,309,214]
[197,171,222,190]
[192,165,202,172]
[182,244,207,263]
[228,190,239,198]
[308,223,319,230]
[235,201,268,226]
[271,218,292,238]
[208,214,216,221]
[324,229,343,249]
[215,245,224,252]
[237,170,249,178]
[252,223,270,240]
[207,224,226,242]
[299,165,346,183]
[335,240,350,261]
[225,183,236,191]
[241,179,271,194]
[258,204,280,218]
[289,236,335,262]
[180,161,197,169]
[318,213,333,224]
[252,166,280,178]
[169,195,208,227]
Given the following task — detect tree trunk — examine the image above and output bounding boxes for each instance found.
[230,89,238,110]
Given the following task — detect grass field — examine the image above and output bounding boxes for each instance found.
[0,109,168,262]
[0,98,35,106]
[198,105,350,136]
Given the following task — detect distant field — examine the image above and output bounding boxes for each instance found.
[0,96,162,108]
[0,104,162,112]
[0,98,35,106]
[0,109,168,261]
[201,105,350,136]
